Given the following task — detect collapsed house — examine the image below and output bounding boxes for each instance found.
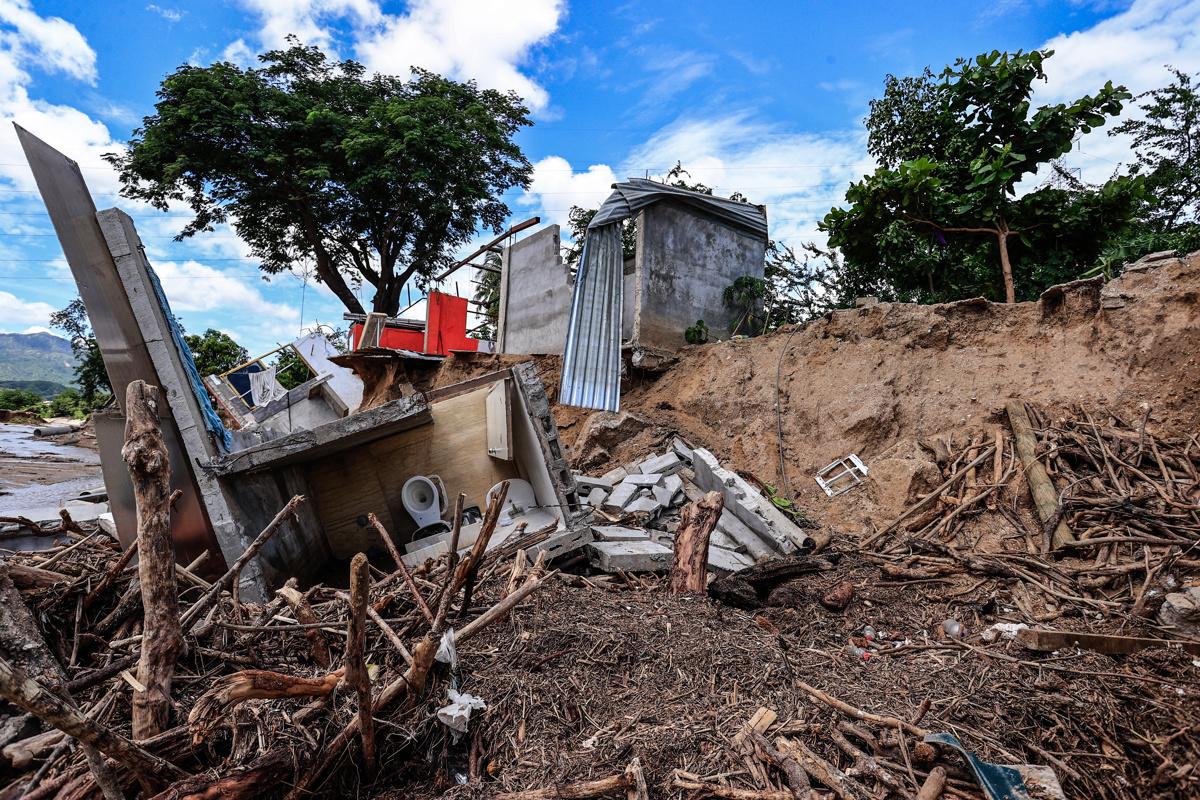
[15,127,581,600]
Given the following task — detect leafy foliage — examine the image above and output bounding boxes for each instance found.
[822,50,1141,303]
[722,276,769,335]
[184,329,249,378]
[0,388,43,411]
[684,320,709,345]
[472,252,502,341]
[107,40,532,316]
[1111,67,1200,231]
[49,298,111,409]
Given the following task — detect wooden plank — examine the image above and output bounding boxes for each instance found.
[1007,400,1075,549]
[486,379,513,461]
[1016,627,1200,656]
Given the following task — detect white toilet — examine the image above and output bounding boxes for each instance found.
[402,475,449,536]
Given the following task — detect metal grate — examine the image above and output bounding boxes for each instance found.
[815,454,869,496]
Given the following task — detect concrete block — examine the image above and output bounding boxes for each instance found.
[639,452,683,476]
[672,437,694,462]
[717,509,772,561]
[1159,588,1200,634]
[652,485,676,508]
[661,474,684,505]
[708,545,753,574]
[601,466,628,484]
[693,448,810,555]
[576,475,615,492]
[604,482,638,512]
[585,487,609,508]
[527,526,594,562]
[592,525,650,542]
[623,473,664,487]
[587,539,673,572]
[625,495,664,514]
[97,512,119,539]
[647,528,675,547]
[709,526,741,551]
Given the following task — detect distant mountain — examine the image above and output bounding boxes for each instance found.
[0,332,78,386]
[0,379,71,398]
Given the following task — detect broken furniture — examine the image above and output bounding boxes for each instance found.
[343,290,487,356]
[204,337,361,435]
[815,453,869,496]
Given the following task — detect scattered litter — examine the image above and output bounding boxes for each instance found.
[436,689,487,741]
[981,622,1029,643]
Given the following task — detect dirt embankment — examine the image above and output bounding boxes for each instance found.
[445,251,1200,538]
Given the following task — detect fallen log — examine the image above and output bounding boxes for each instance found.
[916,766,946,800]
[671,491,723,594]
[1007,400,1074,549]
[277,580,330,668]
[148,749,291,800]
[496,773,631,799]
[187,670,342,744]
[123,381,181,741]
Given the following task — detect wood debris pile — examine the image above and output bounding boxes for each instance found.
[1,392,1198,800]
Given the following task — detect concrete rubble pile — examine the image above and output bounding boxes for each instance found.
[568,439,813,576]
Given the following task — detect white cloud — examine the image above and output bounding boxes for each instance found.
[354,0,563,111]
[20,324,50,334]
[237,0,381,53]
[0,0,96,84]
[155,259,303,344]
[1037,0,1200,184]
[233,0,564,112]
[0,289,55,328]
[146,4,184,23]
[520,156,618,231]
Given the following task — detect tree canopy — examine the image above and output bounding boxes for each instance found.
[184,329,249,377]
[822,49,1142,303]
[107,41,533,317]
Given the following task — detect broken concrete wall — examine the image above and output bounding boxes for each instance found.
[498,225,573,355]
[633,201,766,350]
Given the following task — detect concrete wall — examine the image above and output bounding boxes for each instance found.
[632,201,766,350]
[498,225,573,355]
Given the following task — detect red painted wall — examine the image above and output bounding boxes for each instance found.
[348,291,480,355]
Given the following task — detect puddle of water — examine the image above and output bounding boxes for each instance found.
[0,424,99,463]
[0,424,103,516]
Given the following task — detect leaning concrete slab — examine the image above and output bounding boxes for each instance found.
[592,525,651,542]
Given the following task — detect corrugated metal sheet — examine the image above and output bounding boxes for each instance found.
[558,224,623,411]
[560,180,768,412]
[589,178,768,236]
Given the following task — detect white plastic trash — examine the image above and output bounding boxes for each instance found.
[437,689,486,741]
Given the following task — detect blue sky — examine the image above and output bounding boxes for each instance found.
[0,0,1197,355]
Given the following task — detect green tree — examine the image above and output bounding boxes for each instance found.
[1112,67,1200,231]
[472,252,502,341]
[46,388,86,418]
[49,298,111,408]
[184,329,249,377]
[0,388,43,411]
[107,41,532,317]
[823,49,1141,303]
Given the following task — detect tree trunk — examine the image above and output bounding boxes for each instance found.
[670,491,724,594]
[121,381,181,741]
[345,553,376,778]
[997,230,1015,304]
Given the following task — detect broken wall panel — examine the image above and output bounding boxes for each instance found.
[633,202,767,350]
[497,224,573,355]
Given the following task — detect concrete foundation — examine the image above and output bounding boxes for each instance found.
[498,225,573,355]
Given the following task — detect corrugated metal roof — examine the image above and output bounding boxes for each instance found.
[590,178,768,238]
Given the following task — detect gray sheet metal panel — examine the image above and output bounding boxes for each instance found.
[15,125,221,568]
[559,224,624,412]
[590,178,768,238]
